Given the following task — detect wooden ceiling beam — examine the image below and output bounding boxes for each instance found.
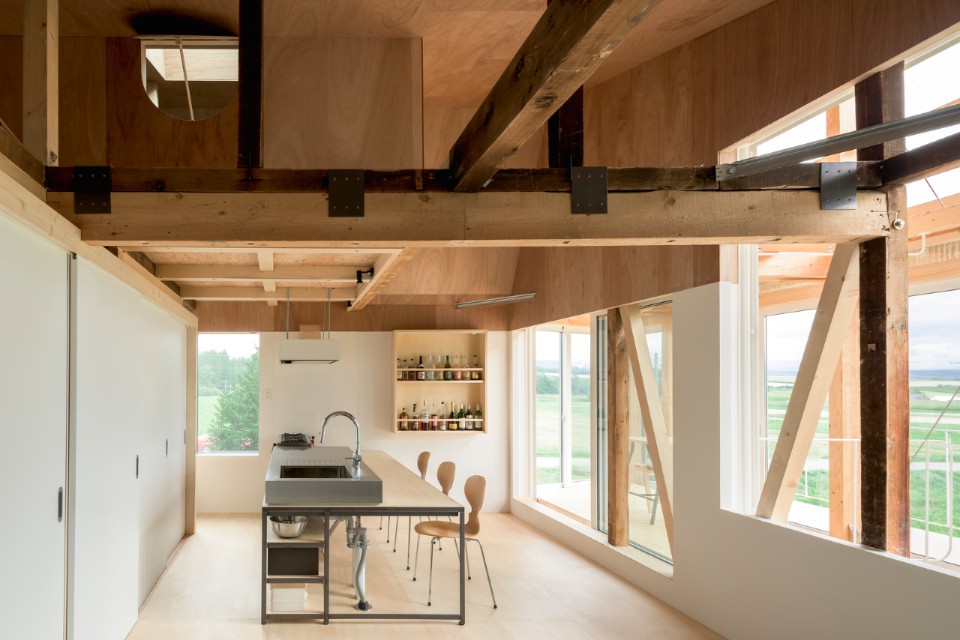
[47,189,890,247]
[448,0,662,191]
[881,129,960,186]
[180,286,355,302]
[349,250,406,312]
[758,253,833,280]
[22,0,58,167]
[155,264,360,283]
[237,0,263,170]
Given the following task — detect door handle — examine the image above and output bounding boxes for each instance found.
[136,455,140,479]
[58,487,64,522]
[166,438,169,458]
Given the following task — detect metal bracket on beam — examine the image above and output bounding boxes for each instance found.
[328,169,365,217]
[74,166,112,214]
[820,162,857,210]
[571,166,608,214]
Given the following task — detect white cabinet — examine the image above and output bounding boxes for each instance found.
[0,215,69,640]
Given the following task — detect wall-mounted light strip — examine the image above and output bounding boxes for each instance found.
[455,293,536,309]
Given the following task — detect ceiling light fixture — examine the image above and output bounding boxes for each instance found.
[455,293,536,309]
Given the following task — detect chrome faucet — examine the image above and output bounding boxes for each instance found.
[320,411,362,472]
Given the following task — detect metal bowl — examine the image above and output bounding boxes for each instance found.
[270,515,308,538]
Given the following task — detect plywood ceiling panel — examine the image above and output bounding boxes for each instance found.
[379,248,519,297]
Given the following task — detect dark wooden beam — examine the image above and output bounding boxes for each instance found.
[857,65,910,555]
[45,163,883,194]
[237,0,263,169]
[124,250,183,297]
[449,0,660,191]
[607,307,629,546]
[855,63,906,162]
[548,87,584,169]
[881,129,960,185]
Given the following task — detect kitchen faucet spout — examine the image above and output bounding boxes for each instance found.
[320,411,362,471]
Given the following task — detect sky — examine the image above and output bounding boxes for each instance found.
[198,333,259,358]
[766,288,960,372]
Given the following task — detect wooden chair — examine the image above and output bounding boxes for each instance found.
[412,475,497,609]
[384,451,431,542]
[395,459,455,568]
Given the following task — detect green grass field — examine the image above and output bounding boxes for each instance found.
[535,391,591,484]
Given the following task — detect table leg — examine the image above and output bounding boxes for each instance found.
[260,512,267,625]
[459,509,465,625]
[323,514,330,625]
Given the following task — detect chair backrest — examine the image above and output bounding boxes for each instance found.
[417,451,431,480]
[464,475,486,537]
[437,461,455,495]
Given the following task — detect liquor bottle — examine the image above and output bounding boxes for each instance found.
[453,355,462,380]
[426,355,435,380]
[416,355,426,381]
[439,402,447,430]
[457,403,466,430]
[421,400,429,429]
[464,405,474,430]
[448,401,457,430]
[474,404,482,429]
[471,354,481,380]
[397,358,402,381]
[411,403,419,431]
[399,407,408,431]
[444,354,453,380]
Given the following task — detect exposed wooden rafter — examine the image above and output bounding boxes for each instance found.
[237,0,263,170]
[756,243,860,521]
[349,250,407,312]
[448,0,662,191]
[179,286,355,302]
[881,129,960,186]
[155,264,360,284]
[22,0,58,166]
[47,190,889,247]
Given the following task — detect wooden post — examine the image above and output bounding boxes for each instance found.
[548,87,584,169]
[22,0,58,165]
[857,64,910,554]
[237,0,263,169]
[607,308,629,546]
[829,310,860,541]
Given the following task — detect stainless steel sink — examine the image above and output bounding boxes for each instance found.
[265,445,383,505]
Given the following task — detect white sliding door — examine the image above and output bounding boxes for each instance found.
[0,216,70,640]
[72,259,141,640]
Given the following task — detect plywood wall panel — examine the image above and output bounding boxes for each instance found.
[585,0,960,167]
[263,37,423,170]
[195,301,509,332]
[105,37,238,168]
[424,105,547,169]
[508,246,721,330]
[0,36,22,139]
[59,37,106,165]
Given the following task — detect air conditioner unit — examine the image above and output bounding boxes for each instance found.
[278,339,341,364]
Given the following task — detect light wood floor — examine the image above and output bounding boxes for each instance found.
[128,513,721,639]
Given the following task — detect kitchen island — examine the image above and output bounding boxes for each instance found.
[261,450,466,625]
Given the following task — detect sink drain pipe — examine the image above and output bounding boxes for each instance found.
[346,517,373,611]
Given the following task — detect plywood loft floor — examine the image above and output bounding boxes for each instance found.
[128,514,720,639]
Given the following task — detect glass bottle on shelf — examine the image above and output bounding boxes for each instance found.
[471,354,481,380]
[417,355,426,380]
[453,355,462,380]
[444,354,453,380]
[411,403,419,431]
[457,403,466,430]
[439,402,447,431]
[398,407,408,431]
[448,401,457,430]
[430,403,438,430]
[397,358,402,381]
[474,404,482,427]
[464,405,474,430]
[421,400,429,429]
[426,355,435,380]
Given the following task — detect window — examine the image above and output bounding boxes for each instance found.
[198,333,259,454]
[140,36,238,121]
[533,322,593,524]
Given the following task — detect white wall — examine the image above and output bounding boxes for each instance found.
[197,331,510,513]
[512,282,960,639]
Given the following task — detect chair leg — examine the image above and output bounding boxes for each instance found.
[427,537,437,606]
[406,517,412,569]
[472,539,498,609]
[393,516,401,553]
[464,538,471,580]
[412,534,421,581]
[378,515,383,530]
